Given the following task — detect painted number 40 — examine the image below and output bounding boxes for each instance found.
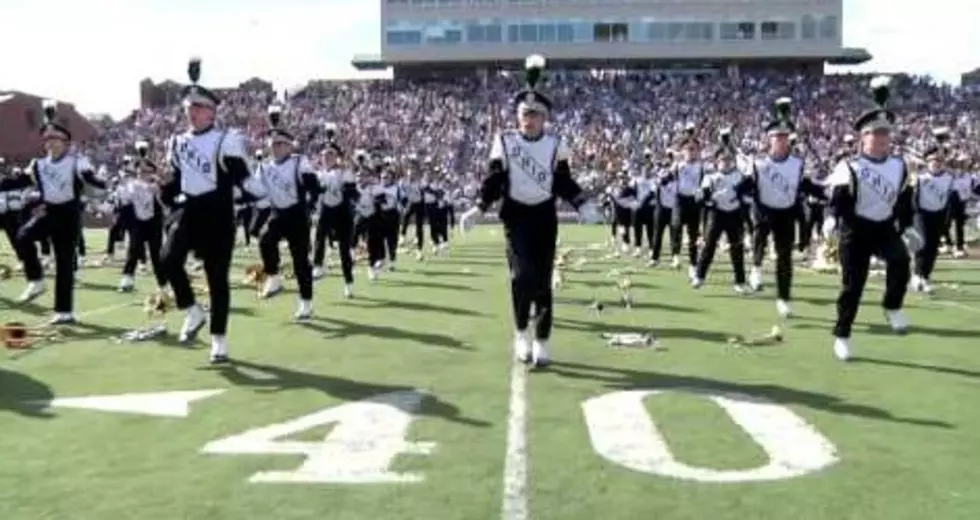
[199,388,838,485]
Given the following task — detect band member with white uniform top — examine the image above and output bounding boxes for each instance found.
[669,124,706,281]
[911,133,957,294]
[822,76,921,362]
[692,130,749,290]
[159,58,253,364]
[314,139,359,297]
[119,140,167,293]
[458,54,601,369]
[0,100,106,322]
[248,104,320,318]
[747,98,826,318]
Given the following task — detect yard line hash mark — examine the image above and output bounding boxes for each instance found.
[501,362,529,520]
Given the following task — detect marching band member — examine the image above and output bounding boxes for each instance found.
[669,124,707,281]
[610,170,637,254]
[378,168,402,269]
[119,140,167,293]
[159,58,252,364]
[0,99,106,321]
[459,54,601,369]
[649,157,681,268]
[631,160,656,257]
[248,150,271,241]
[314,138,358,298]
[947,161,979,258]
[910,135,956,294]
[400,167,425,260]
[692,130,749,290]
[422,174,449,256]
[747,98,825,318]
[103,157,133,266]
[822,76,920,361]
[251,103,319,319]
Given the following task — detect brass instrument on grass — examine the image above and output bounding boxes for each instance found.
[726,325,784,347]
[2,321,62,350]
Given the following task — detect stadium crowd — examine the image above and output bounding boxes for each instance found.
[12,69,980,198]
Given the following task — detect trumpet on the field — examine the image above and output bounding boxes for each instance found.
[726,325,784,347]
[243,263,267,287]
[143,290,174,318]
[1,321,62,350]
[618,275,634,309]
[810,235,839,273]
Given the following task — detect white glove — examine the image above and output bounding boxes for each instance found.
[821,217,837,238]
[577,201,603,224]
[903,227,924,253]
[459,206,481,233]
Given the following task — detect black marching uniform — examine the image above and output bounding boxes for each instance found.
[668,136,706,277]
[400,176,425,255]
[825,77,917,361]
[469,56,598,368]
[747,99,826,316]
[252,104,319,317]
[313,145,359,293]
[119,146,167,291]
[159,59,252,363]
[0,103,106,321]
[911,156,955,293]
[649,168,681,266]
[693,138,749,288]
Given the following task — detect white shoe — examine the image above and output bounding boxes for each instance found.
[18,280,46,303]
[632,247,642,258]
[920,278,934,294]
[620,243,631,255]
[295,299,313,320]
[367,266,379,281]
[312,266,325,279]
[647,259,659,268]
[179,304,207,343]
[884,309,909,333]
[77,257,86,269]
[687,265,697,280]
[415,251,424,261]
[670,255,680,269]
[118,275,135,292]
[513,330,531,363]
[939,244,951,255]
[776,299,792,318]
[690,277,704,289]
[749,266,763,291]
[833,337,851,361]
[261,275,283,298]
[343,283,354,299]
[909,274,924,292]
[209,335,229,364]
[49,312,76,325]
[531,339,550,367]
[733,284,747,295]
[953,249,967,259]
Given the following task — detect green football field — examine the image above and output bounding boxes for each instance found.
[2,225,980,520]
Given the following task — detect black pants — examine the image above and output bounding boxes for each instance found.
[426,203,448,246]
[632,205,653,248]
[695,208,746,284]
[76,212,87,258]
[17,202,80,313]
[313,205,354,284]
[124,217,166,287]
[106,212,128,257]
[802,202,825,246]
[366,213,387,266]
[751,206,797,300]
[161,197,235,336]
[401,202,425,251]
[674,195,701,265]
[833,219,910,338]
[650,206,680,261]
[943,198,967,250]
[383,209,400,262]
[505,214,558,340]
[250,207,271,238]
[614,206,632,246]
[914,210,946,280]
[237,205,254,246]
[259,206,313,300]
[1,212,25,263]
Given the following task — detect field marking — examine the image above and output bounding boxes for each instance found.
[38,389,226,418]
[26,299,140,329]
[501,362,529,520]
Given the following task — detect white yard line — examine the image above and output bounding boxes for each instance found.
[27,300,139,328]
[501,362,530,520]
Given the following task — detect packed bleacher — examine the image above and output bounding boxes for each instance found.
[70,71,979,197]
